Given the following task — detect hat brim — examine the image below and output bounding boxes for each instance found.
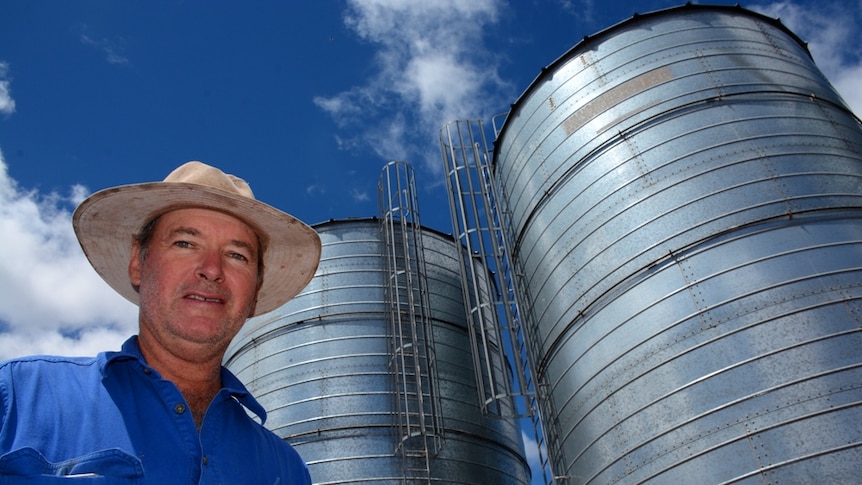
[73,181,321,316]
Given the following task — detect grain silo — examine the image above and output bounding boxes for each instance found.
[224,163,530,483]
[470,3,862,483]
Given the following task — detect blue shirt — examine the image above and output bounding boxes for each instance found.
[0,337,311,485]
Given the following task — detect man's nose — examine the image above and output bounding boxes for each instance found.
[197,251,225,282]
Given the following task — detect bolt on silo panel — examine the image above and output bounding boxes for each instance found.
[492,4,862,483]
[225,219,530,485]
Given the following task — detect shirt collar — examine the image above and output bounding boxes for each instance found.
[97,336,269,423]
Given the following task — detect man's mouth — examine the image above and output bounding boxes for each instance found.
[186,294,225,304]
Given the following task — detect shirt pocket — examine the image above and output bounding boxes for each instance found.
[0,447,143,484]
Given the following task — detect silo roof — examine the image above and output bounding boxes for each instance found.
[492,3,812,162]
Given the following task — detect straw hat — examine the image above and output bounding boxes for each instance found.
[73,161,321,316]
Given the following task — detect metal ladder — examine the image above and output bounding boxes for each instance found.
[440,119,558,484]
[379,161,444,483]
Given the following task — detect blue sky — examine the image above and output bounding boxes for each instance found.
[2,0,861,369]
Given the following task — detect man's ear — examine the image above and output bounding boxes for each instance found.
[129,241,142,290]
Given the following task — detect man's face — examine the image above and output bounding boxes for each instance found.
[129,208,261,362]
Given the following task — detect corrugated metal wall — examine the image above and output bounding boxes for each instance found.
[492,4,862,483]
[225,218,530,484]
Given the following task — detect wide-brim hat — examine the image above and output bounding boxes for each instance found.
[73,161,321,316]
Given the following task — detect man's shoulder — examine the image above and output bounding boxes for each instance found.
[0,354,99,372]
[0,338,140,377]
[0,355,104,391]
[2,354,98,364]
[0,355,99,370]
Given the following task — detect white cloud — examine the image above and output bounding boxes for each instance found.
[315,0,511,175]
[0,62,15,116]
[350,188,370,202]
[0,149,137,360]
[749,1,862,117]
[306,183,327,197]
[554,0,595,24]
[313,91,363,122]
[402,53,486,122]
[79,26,130,66]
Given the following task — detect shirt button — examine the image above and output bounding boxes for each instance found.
[174,403,186,414]
[202,456,208,466]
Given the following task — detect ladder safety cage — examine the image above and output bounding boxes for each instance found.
[378,161,445,484]
[439,120,556,484]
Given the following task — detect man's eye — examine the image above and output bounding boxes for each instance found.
[174,240,193,248]
[229,252,249,262]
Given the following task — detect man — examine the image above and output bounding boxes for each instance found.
[0,162,321,484]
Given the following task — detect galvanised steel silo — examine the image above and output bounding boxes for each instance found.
[224,218,530,485]
[491,4,862,483]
